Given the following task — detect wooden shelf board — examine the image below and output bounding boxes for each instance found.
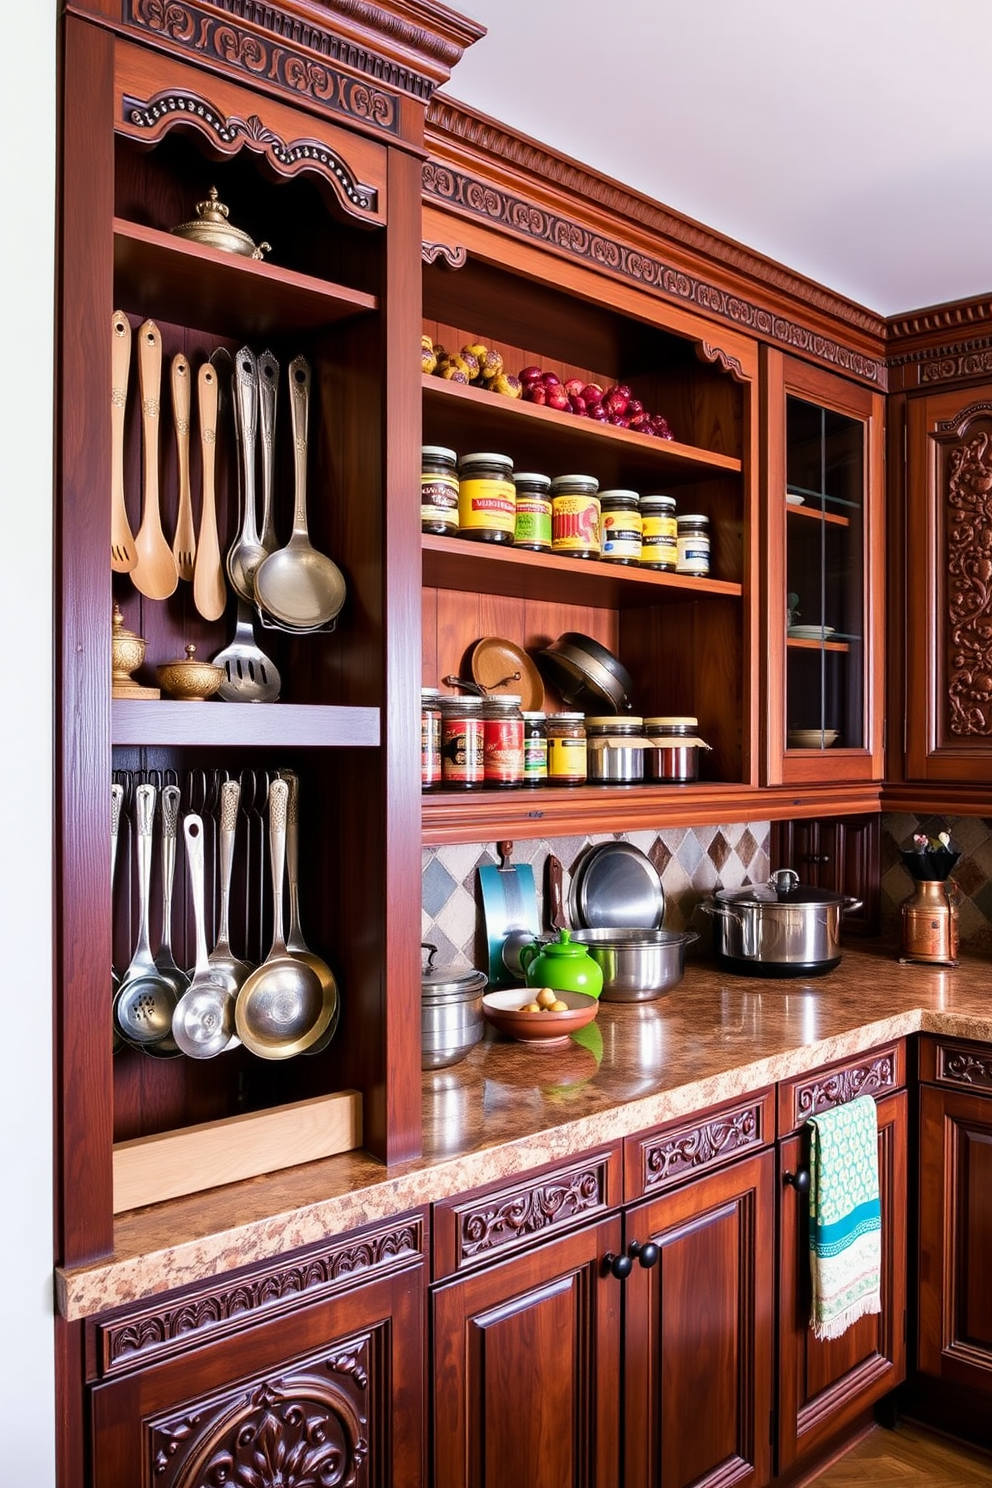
[787,502,851,529]
[786,638,851,653]
[112,700,380,748]
[422,781,883,845]
[114,219,378,338]
[423,376,742,487]
[423,534,742,609]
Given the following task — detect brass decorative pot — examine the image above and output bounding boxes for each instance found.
[171,187,271,260]
[900,879,959,966]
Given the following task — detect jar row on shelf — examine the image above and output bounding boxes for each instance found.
[421,446,710,574]
[422,692,712,790]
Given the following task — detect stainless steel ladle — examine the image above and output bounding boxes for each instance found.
[113,784,181,1049]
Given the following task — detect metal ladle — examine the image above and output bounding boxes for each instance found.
[235,777,328,1058]
[253,356,346,632]
[113,784,181,1048]
[143,782,186,1059]
[225,346,265,603]
[278,769,340,1056]
[171,814,238,1059]
[206,776,254,1047]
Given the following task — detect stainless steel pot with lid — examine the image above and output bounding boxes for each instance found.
[421,944,487,1068]
[702,869,862,977]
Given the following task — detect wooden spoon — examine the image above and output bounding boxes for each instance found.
[132,320,178,599]
[170,353,196,580]
[193,361,226,622]
[110,311,136,573]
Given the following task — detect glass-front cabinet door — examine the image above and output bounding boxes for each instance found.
[763,352,884,785]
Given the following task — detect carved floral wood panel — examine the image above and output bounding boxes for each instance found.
[938,405,992,736]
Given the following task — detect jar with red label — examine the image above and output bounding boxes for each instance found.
[483,694,524,787]
[457,451,515,544]
[421,687,442,790]
[440,696,485,788]
[551,474,600,559]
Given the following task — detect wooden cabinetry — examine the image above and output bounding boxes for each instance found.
[763,351,885,786]
[776,1047,908,1471]
[913,1036,992,1448]
[770,814,881,936]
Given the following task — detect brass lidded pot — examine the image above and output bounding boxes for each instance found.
[171,186,271,260]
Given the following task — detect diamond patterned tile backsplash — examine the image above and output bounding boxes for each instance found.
[422,822,771,972]
[882,813,992,952]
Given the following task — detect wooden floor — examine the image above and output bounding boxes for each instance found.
[812,1422,992,1486]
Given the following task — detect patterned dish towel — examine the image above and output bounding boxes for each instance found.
[807,1094,882,1341]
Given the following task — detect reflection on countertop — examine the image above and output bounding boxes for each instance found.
[58,943,992,1321]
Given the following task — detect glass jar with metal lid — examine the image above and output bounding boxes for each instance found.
[440,695,485,788]
[513,472,552,552]
[522,711,548,785]
[458,451,516,544]
[546,712,587,784]
[644,716,713,782]
[585,715,650,784]
[640,493,678,571]
[421,687,442,790]
[676,514,710,576]
[482,694,524,788]
[551,474,601,559]
[421,446,459,536]
[599,490,642,565]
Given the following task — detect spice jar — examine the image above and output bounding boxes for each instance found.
[522,711,548,785]
[585,715,649,784]
[482,694,524,788]
[644,716,713,783]
[599,490,642,565]
[546,712,587,784]
[551,475,601,559]
[676,514,710,576]
[421,446,459,536]
[440,696,485,788]
[513,472,552,552]
[458,452,515,544]
[421,687,442,790]
[640,494,678,571]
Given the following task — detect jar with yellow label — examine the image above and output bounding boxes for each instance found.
[458,451,516,544]
[551,474,600,559]
[640,493,678,571]
[421,446,459,536]
[546,712,587,784]
[599,490,642,565]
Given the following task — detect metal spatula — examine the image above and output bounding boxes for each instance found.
[212,599,281,702]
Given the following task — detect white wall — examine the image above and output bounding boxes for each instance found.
[0,4,57,1483]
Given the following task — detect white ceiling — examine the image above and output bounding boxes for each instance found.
[448,0,992,318]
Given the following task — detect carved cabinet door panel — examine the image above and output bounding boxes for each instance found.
[906,385,992,781]
[622,1149,776,1488]
[777,1089,907,1471]
[431,1215,622,1488]
[916,1081,992,1432]
[89,1265,425,1488]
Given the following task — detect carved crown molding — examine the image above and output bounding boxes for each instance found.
[422,239,466,268]
[426,96,887,345]
[96,1216,423,1376]
[422,156,885,386]
[888,297,992,345]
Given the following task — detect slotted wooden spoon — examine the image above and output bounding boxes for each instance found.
[110,310,136,573]
[170,352,196,580]
[131,320,178,599]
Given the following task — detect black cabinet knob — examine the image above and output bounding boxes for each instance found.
[605,1251,633,1280]
[784,1168,811,1193]
[629,1239,660,1269]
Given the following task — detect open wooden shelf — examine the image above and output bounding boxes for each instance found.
[423,534,742,609]
[114,218,378,338]
[112,700,381,748]
[786,637,852,653]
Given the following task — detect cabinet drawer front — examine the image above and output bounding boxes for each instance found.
[432,1147,621,1280]
[623,1088,774,1201]
[919,1035,992,1091]
[91,1210,427,1379]
[778,1040,905,1136]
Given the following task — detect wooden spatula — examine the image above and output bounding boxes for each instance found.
[170,352,196,581]
[110,310,136,574]
[131,320,178,599]
[193,361,226,622]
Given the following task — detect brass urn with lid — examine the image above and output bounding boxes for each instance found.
[170,187,271,260]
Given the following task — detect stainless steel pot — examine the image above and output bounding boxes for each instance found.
[421,944,487,1069]
[702,869,862,977]
[570,927,698,1001]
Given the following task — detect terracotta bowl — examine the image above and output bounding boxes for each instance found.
[482,988,599,1047]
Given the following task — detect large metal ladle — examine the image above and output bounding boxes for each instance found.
[235,777,328,1058]
[278,769,340,1056]
[171,814,239,1059]
[113,783,181,1049]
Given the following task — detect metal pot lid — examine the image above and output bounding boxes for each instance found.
[568,843,665,930]
[421,943,488,998]
[715,870,844,908]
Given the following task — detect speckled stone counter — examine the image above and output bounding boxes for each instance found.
[56,944,992,1321]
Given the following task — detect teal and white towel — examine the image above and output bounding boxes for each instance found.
[807,1094,882,1341]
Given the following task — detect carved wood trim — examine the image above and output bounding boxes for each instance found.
[698,340,747,382]
[889,300,992,342]
[121,88,380,215]
[790,1049,898,1128]
[149,1339,371,1488]
[427,97,886,345]
[637,1096,770,1195]
[421,239,466,268]
[931,403,992,737]
[95,1215,423,1376]
[421,157,885,386]
[937,1044,992,1090]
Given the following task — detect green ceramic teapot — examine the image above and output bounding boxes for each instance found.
[519,929,603,1000]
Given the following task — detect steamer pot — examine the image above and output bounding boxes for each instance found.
[702,869,862,977]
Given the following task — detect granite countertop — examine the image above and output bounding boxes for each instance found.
[57,943,992,1322]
